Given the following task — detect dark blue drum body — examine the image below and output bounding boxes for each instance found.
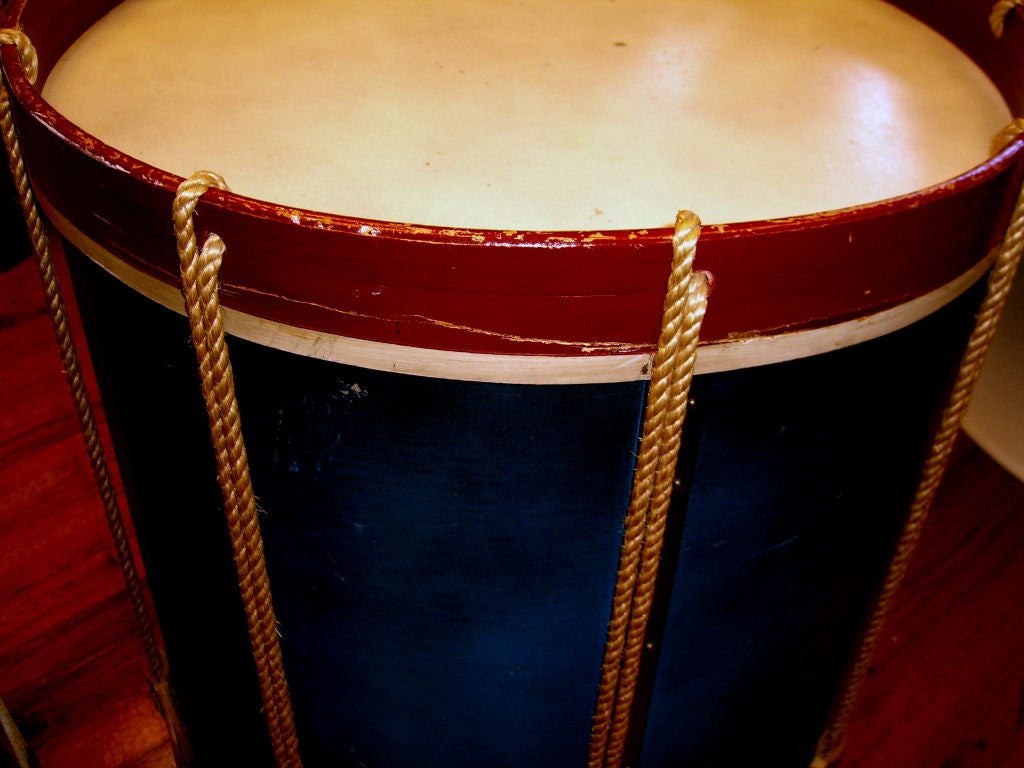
[1,160,30,270]
[67,248,979,767]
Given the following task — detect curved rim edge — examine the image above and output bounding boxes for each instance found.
[46,199,996,384]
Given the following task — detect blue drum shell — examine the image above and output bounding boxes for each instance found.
[66,247,980,767]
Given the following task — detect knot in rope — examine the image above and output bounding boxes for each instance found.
[0,28,39,85]
[991,0,1024,37]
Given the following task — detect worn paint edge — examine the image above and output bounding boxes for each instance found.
[46,204,991,384]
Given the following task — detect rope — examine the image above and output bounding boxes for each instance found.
[991,0,1024,37]
[0,28,191,765]
[589,211,709,768]
[0,694,35,768]
[173,172,302,768]
[810,121,1024,768]
[993,118,1024,156]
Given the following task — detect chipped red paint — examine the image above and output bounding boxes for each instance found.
[3,0,1023,356]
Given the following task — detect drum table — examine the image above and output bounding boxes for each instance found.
[2,1,1023,767]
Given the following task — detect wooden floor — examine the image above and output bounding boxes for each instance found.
[1,253,1023,767]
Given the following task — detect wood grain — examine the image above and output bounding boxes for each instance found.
[1,251,1022,766]
[0,256,173,768]
[841,440,1024,768]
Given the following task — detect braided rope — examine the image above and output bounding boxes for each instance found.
[991,0,1024,37]
[0,29,36,82]
[173,172,302,768]
[0,28,191,764]
[993,118,1024,155]
[810,122,1024,768]
[589,212,708,768]
[0,694,34,768]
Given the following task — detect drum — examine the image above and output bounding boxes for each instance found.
[2,1,1023,767]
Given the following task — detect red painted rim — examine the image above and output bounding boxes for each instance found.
[3,0,1023,359]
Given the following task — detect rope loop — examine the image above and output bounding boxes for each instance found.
[991,0,1024,37]
[173,170,230,237]
[173,171,302,768]
[175,169,230,202]
[0,28,39,85]
[589,211,708,768]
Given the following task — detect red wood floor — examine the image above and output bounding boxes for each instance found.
[1,254,1022,767]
